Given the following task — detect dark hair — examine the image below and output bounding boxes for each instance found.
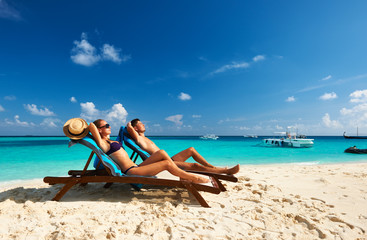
[131,118,140,127]
[93,119,104,128]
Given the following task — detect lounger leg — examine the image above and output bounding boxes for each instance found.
[182,182,210,208]
[52,179,79,201]
[104,183,113,188]
[211,176,226,191]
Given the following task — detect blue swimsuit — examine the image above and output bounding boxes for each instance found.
[106,141,122,155]
[106,141,138,174]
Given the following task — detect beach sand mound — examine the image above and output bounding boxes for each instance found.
[0,163,367,239]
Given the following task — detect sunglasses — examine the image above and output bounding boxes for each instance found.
[98,123,110,129]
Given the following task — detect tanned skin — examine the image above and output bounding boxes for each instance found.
[126,120,240,175]
[89,119,209,184]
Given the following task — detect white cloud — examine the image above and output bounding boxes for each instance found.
[286,96,295,102]
[80,102,99,120]
[70,96,77,103]
[24,104,55,116]
[322,113,342,128]
[71,33,129,67]
[105,103,128,124]
[210,55,266,75]
[276,125,283,130]
[211,62,250,74]
[5,115,35,127]
[338,91,367,129]
[4,95,16,101]
[192,115,201,118]
[253,55,265,62]
[350,89,367,103]
[178,92,191,101]
[14,115,30,126]
[40,118,61,128]
[80,102,128,125]
[165,114,183,126]
[0,0,21,21]
[298,74,367,94]
[239,126,250,130]
[71,33,100,66]
[340,103,367,116]
[322,75,332,81]
[0,104,4,112]
[198,56,207,61]
[101,44,131,63]
[320,92,337,100]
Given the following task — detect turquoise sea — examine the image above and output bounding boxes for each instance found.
[1,136,367,183]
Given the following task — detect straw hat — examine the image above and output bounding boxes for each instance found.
[63,118,89,140]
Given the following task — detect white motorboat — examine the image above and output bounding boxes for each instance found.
[200,134,219,140]
[263,127,314,148]
[244,134,258,138]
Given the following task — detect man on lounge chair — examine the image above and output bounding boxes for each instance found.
[126,119,240,175]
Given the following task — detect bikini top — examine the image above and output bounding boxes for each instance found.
[106,141,123,156]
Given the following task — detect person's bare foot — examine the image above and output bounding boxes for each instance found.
[193,175,210,184]
[226,164,240,175]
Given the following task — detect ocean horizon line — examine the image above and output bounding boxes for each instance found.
[0,135,351,138]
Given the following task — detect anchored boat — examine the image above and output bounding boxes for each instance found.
[344,146,367,154]
[343,128,367,139]
[244,134,258,138]
[263,127,314,148]
[200,134,219,140]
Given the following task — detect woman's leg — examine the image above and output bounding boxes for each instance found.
[129,158,209,184]
[171,147,215,168]
[138,149,171,167]
[174,162,240,175]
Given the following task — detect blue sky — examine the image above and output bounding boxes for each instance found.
[1,1,367,136]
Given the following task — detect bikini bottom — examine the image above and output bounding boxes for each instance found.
[123,165,138,174]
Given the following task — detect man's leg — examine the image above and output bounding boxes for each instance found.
[171,147,215,168]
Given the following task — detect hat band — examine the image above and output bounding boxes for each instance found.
[68,129,86,137]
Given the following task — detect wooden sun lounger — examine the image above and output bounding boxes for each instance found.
[43,136,221,207]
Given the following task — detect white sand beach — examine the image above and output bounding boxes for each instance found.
[0,163,366,239]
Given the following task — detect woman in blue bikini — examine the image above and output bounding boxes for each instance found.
[89,119,209,184]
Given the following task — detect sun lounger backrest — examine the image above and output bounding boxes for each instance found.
[70,135,124,176]
[117,126,150,161]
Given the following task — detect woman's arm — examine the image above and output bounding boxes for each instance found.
[89,122,108,151]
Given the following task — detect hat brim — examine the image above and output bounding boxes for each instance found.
[63,118,90,140]
[63,126,90,140]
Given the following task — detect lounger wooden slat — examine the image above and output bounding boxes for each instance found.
[44,175,219,207]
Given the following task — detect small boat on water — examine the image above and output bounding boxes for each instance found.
[343,128,367,139]
[200,134,219,140]
[244,134,258,138]
[262,127,314,148]
[344,146,367,154]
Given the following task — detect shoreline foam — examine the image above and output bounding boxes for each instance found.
[0,163,366,239]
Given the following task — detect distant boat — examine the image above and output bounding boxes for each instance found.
[262,127,314,148]
[344,146,367,154]
[244,134,258,138]
[343,127,367,139]
[200,134,219,140]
